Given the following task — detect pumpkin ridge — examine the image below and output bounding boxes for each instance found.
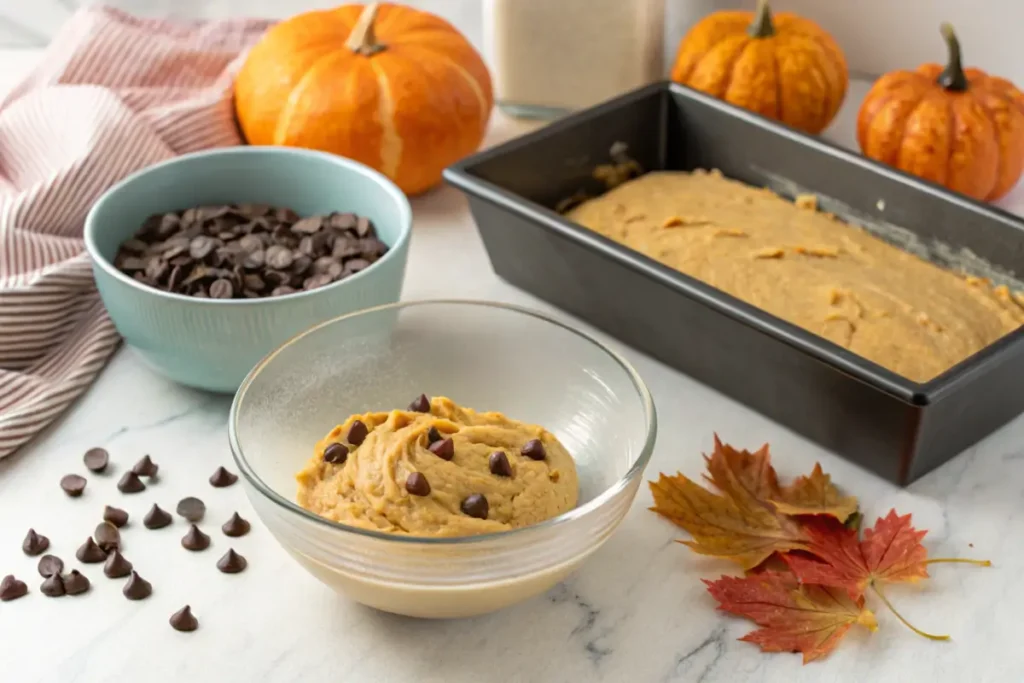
[873,93,927,166]
[943,96,959,192]
[272,50,354,145]
[776,17,848,106]
[393,43,490,124]
[773,49,784,123]
[715,37,756,99]
[369,61,403,179]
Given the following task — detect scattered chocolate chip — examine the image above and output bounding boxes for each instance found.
[216,549,247,574]
[521,439,547,461]
[323,443,348,465]
[181,524,211,551]
[405,472,431,496]
[63,570,90,596]
[221,512,251,537]
[103,505,129,528]
[131,455,159,477]
[460,494,489,520]
[143,504,172,529]
[37,555,64,577]
[103,550,133,579]
[83,447,109,473]
[40,574,65,597]
[117,471,146,493]
[123,571,152,600]
[428,438,455,461]
[170,605,199,632]
[94,522,121,552]
[22,528,49,556]
[209,466,238,488]
[426,426,442,444]
[347,420,369,446]
[489,451,513,477]
[60,474,87,497]
[76,537,107,563]
[0,575,28,601]
[176,497,206,523]
[209,278,234,299]
[408,394,431,413]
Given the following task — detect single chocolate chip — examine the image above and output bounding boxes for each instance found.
[216,549,247,574]
[323,443,348,465]
[0,575,28,601]
[143,504,172,529]
[291,216,322,234]
[22,528,49,556]
[94,522,121,552]
[405,472,431,496]
[37,554,64,577]
[521,439,547,461]
[176,497,206,523]
[40,574,65,597]
[408,394,430,413]
[63,570,90,596]
[76,537,107,563]
[123,571,152,600]
[60,474,87,497]
[83,447,109,473]
[189,235,217,260]
[209,466,238,488]
[428,438,455,461]
[460,494,489,520]
[221,512,251,538]
[302,273,332,290]
[209,278,234,299]
[117,471,146,493]
[489,451,513,477]
[347,420,369,446]
[270,285,297,297]
[103,505,129,528]
[131,455,159,477]
[265,244,293,270]
[103,550,133,579]
[426,426,442,445]
[181,524,211,551]
[170,605,199,632]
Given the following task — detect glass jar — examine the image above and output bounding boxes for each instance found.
[483,0,666,120]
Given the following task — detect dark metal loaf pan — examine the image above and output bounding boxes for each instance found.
[444,81,1024,486]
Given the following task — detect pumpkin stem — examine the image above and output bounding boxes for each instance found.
[345,2,386,56]
[748,0,776,39]
[936,22,968,91]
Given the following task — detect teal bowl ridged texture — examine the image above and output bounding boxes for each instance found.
[84,147,412,394]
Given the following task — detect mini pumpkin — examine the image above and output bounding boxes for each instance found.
[857,24,1024,202]
[234,2,493,196]
[670,0,848,134]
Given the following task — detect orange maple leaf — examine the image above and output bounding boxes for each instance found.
[705,571,878,663]
[771,463,859,522]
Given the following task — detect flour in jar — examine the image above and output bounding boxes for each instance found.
[483,0,665,117]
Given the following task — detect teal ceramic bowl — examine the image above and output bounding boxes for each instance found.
[84,147,412,393]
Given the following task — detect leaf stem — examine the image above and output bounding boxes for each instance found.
[924,558,992,567]
[870,584,950,641]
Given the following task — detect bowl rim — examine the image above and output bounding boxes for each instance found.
[83,146,413,306]
[228,298,658,546]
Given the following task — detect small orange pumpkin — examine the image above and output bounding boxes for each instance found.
[670,0,848,134]
[234,2,493,195]
[857,24,1024,202]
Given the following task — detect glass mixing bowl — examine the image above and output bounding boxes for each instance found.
[229,300,657,618]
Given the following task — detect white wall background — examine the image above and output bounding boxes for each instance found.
[0,0,1021,85]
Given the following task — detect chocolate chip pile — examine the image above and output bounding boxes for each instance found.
[113,204,390,298]
[2,447,254,634]
[320,394,551,522]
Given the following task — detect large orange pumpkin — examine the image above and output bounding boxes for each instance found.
[670,0,848,134]
[857,24,1024,202]
[234,2,493,196]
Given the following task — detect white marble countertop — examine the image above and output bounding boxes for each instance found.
[2,48,1024,683]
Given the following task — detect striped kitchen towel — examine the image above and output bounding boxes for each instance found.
[0,6,273,458]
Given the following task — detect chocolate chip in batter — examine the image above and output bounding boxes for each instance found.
[22,529,49,556]
[323,443,349,465]
[426,426,442,445]
[83,447,109,473]
[347,420,369,446]
[460,494,489,520]
[75,537,107,563]
[428,438,454,461]
[405,472,431,496]
[489,451,513,477]
[117,471,146,493]
[408,394,430,413]
[521,439,547,461]
[60,474,87,497]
